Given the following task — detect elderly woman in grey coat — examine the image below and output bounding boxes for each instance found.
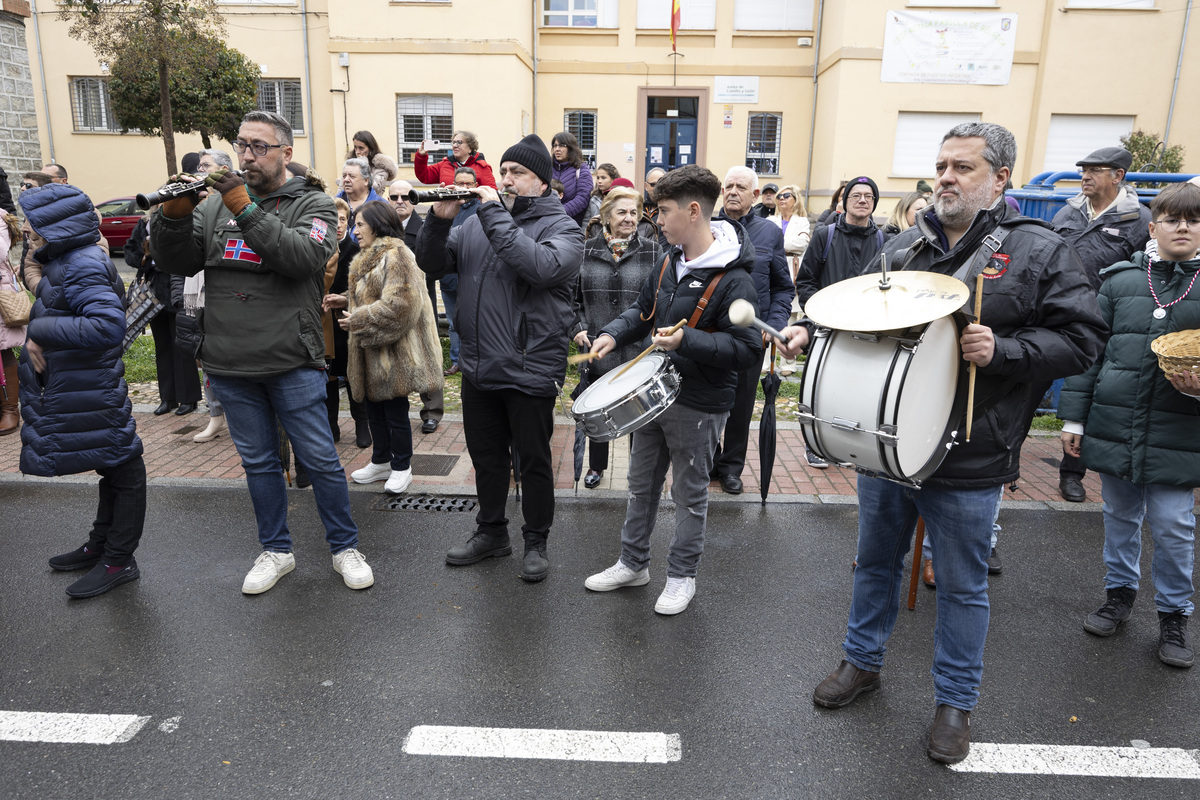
[570,186,663,488]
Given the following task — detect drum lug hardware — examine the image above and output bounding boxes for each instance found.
[832,417,859,432]
[850,332,880,343]
[877,424,898,446]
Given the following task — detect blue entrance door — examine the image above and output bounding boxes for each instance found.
[645,119,699,173]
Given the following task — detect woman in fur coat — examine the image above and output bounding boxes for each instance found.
[323,201,443,495]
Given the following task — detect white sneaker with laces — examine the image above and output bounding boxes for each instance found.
[242,551,295,594]
[654,576,696,615]
[585,560,650,592]
[384,468,413,495]
[332,548,374,590]
[351,461,391,484]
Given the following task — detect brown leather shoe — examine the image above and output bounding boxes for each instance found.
[812,660,881,709]
[927,704,971,764]
[444,364,460,377]
[922,557,936,589]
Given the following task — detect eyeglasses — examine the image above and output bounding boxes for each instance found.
[451,139,466,146]
[19,182,34,189]
[1154,217,1200,231]
[232,140,285,156]
[776,193,794,201]
[388,194,408,202]
[1080,166,1113,176]
[847,193,873,202]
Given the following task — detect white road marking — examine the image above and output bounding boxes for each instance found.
[402,725,681,763]
[0,711,151,745]
[157,716,181,734]
[951,744,1200,779]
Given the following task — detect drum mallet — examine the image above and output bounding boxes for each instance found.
[729,298,789,344]
[965,273,985,442]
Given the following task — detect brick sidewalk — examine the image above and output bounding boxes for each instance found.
[0,401,1130,508]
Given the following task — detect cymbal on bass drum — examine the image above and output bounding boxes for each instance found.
[804,270,970,332]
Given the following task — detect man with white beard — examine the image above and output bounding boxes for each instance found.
[777,122,1106,765]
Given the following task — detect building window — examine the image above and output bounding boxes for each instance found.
[396,94,454,165]
[257,79,304,135]
[746,113,782,176]
[1044,114,1135,173]
[637,0,716,30]
[543,0,619,27]
[734,0,814,30]
[892,111,981,177]
[70,77,120,132]
[564,110,597,164]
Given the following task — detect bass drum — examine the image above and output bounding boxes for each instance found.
[572,352,681,442]
[798,315,964,485]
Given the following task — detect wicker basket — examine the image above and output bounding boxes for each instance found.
[1150,330,1200,377]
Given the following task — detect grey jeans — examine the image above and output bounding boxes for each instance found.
[619,402,727,578]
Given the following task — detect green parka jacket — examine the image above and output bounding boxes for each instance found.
[1058,251,1200,487]
[149,176,338,378]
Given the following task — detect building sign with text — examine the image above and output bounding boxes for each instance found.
[714,76,759,104]
[881,10,1017,85]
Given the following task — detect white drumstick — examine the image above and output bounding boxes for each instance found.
[729,298,788,343]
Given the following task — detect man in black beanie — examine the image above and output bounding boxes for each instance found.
[415,133,583,582]
[793,174,887,468]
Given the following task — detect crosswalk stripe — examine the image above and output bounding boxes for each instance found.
[951,744,1200,779]
[0,711,151,745]
[403,725,682,763]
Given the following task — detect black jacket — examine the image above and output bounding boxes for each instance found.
[719,211,794,331]
[600,221,761,413]
[1051,190,1151,290]
[879,201,1107,488]
[795,214,886,308]
[414,193,583,397]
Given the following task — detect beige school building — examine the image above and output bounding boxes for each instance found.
[22,0,1200,213]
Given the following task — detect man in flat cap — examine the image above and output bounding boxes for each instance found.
[1051,146,1151,502]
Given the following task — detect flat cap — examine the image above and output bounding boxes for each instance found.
[1076,147,1132,171]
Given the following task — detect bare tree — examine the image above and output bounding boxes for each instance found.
[59,0,226,175]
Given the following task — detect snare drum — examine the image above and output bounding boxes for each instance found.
[572,352,681,442]
[798,316,963,485]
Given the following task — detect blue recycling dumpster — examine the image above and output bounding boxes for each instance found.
[1009,171,1198,223]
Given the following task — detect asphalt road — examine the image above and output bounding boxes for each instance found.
[1,479,1197,799]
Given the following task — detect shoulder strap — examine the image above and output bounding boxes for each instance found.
[639,253,673,322]
[875,228,884,249]
[688,272,727,329]
[822,224,835,262]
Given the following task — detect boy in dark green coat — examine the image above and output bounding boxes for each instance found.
[1059,182,1200,668]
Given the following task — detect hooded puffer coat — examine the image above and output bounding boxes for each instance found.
[17,184,141,477]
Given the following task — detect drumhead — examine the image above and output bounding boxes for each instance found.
[574,352,668,412]
[892,316,960,478]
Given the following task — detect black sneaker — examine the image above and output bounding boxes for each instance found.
[1083,586,1137,637]
[806,448,829,469]
[66,561,140,598]
[48,544,104,572]
[985,547,1003,575]
[1158,611,1194,668]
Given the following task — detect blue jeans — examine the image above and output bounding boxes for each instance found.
[923,484,1002,560]
[845,476,1002,711]
[210,367,358,555]
[440,285,460,366]
[1099,474,1195,615]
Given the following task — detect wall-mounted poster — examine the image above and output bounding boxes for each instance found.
[881,10,1018,85]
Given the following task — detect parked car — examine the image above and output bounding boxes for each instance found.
[95,196,144,253]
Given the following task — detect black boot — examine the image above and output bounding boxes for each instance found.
[445,531,512,566]
[520,542,549,582]
[294,460,311,489]
[1083,586,1137,637]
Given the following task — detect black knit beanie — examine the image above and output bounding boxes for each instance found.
[500,134,553,187]
[181,152,201,175]
[845,176,879,212]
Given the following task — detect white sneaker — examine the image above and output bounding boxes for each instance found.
[654,576,696,615]
[585,560,650,592]
[780,358,797,377]
[332,548,374,590]
[193,415,226,443]
[351,461,391,484]
[384,468,413,495]
[242,551,295,594]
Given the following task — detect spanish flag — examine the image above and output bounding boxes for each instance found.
[670,0,681,52]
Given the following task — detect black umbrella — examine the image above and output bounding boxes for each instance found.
[569,363,594,494]
[759,343,780,505]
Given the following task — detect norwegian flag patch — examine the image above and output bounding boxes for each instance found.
[223,239,262,264]
[310,218,328,243]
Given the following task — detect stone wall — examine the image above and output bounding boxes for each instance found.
[0,5,40,211]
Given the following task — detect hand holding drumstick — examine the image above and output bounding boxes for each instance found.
[962,274,995,442]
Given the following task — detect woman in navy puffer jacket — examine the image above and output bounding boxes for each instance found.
[19,183,146,599]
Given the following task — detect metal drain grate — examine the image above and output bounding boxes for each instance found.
[373,494,477,512]
[410,453,460,477]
